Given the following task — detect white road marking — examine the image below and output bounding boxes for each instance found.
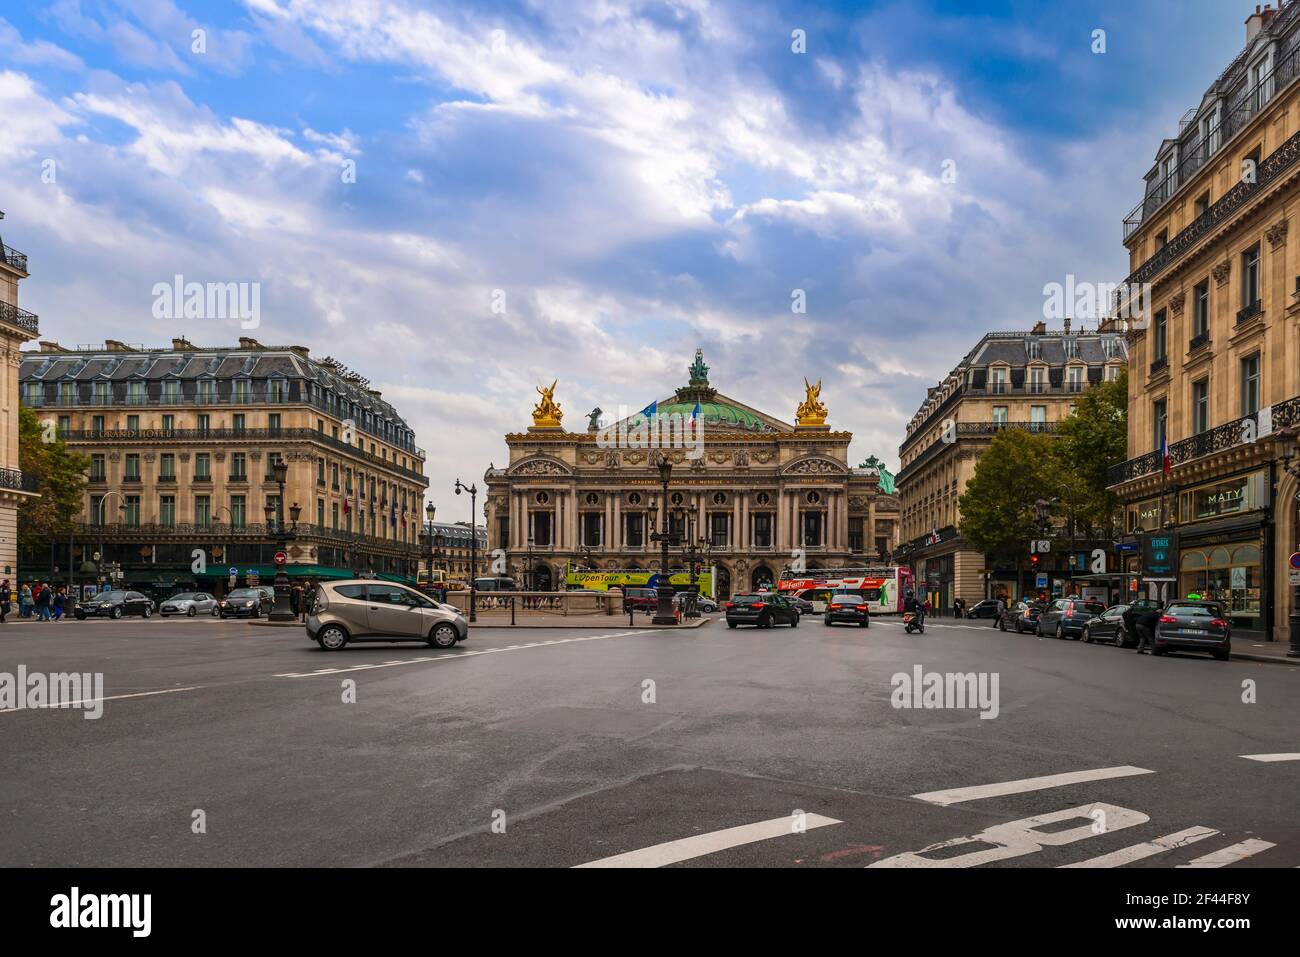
[1177,839,1276,868]
[1060,826,1220,868]
[574,814,841,868]
[0,685,201,714]
[274,630,652,678]
[912,765,1155,806]
[1239,753,1300,762]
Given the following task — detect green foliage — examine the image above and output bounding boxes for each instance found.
[17,406,89,552]
[1054,368,1129,535]
[958,429,1059,562]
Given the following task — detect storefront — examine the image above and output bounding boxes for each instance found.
[1174,471,1270,639]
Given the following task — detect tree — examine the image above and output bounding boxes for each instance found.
[17,406,89,554]
[1054,368,1128,537]
[958,429,1060,565]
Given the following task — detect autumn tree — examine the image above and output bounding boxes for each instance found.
[17,405,89,553]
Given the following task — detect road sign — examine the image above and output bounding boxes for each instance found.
[1038,539,1052,553]
[1289,552,1300,571]
[1035,573,1048,588]
[1117,542,1138,553]
[229,567,238,577]
[274,551,287,567]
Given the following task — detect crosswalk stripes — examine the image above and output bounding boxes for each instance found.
[1060,827,1220,868]
[573,814,841,868]
[1176,839,1277,867]
[911,765,1154,806]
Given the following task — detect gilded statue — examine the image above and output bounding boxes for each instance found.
[532,380,563,428]
[795,377,827,426]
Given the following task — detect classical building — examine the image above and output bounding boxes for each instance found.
[484,351,899,597]
[895,323,1128,612]
[422,519,487,582]
[19,337,428,598]
[0,213,41,578]
[1109,2,1300,642]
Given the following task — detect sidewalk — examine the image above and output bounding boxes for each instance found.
[1231,640,1300,666]
[250,614,714,630]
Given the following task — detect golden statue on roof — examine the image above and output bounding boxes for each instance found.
[795,377,827,427]
[532,380,563,428]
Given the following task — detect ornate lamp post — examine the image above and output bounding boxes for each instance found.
[264,459,300,622]
[454,478,478,622]
[647,454,678,624]
[1275,427,1300,658]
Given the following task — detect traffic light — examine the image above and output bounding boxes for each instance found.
[1030,554,1040,569]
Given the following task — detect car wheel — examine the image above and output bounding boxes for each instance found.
[1116,626,1132,648]
[111,606,123,619]
[317,624,348,651]
[1055,621,1065,639]
[1212,649,1230,661]
[75,612,86,621]
[1081,625,1091,643]
[823,616,832,626]
[858,618,868,628]
[790,614,799,628]
[1151,646,1166,657]
[187,606,197,617]
[429,623,458,648]
[727,621,738,629]
[142,605,151,619]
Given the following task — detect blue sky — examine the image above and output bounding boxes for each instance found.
[0,0,1251,503]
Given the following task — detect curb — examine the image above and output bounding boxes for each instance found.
[246,619,307,629]
[470,617,713,630]
[1230,652,1299,666]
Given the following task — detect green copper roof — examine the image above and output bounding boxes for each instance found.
[627,401,775,433]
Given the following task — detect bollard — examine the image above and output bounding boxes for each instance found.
[511,595,516,627]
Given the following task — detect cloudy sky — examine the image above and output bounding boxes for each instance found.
[0,0,1248,509]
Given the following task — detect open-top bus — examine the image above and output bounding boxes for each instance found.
[778,565,914,614]
[564,564,717,599]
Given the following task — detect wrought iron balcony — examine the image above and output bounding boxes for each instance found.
[1189,330,1211,351]
[1236,299,1263,324]
[0,467,38,492]
[73,521,423,553]
[1108,394,1300,486]
[0,301,38,335]
[1150,356,1169,376]
[0,242,27,273]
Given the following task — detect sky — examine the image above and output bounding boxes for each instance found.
[0,0,1252,514]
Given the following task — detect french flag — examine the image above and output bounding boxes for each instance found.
[1160,434,1171,475]
[690,401,701,433]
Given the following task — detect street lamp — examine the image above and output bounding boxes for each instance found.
[1275,427,1300,658]
[95,491,127,585]
[454,479,478,622]
[267,458,299,622]
[647,454,678,624]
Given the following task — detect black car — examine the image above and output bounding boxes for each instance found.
[1081,604,1129,644]
[74,590,155,620]
[786,594,816,615]
[1111,598,1162,647]
[219,587,269,618]
[996,600,1029,632]
[823,591,870,628]
[725,593,798,628]
[1153,601,1231,660]
[966,598,1002,619]
[1037,599,1108,639]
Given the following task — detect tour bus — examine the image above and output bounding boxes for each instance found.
[564,564,717,599]
[778,565,913,614]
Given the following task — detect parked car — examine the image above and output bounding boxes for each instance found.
[219,587,269,619]
[1108,598,1162,647]
[1153,600,1231,660]
[622,586,660,614]
[996,600,1029,632]
[474,577,518,592]
[672,592,719,613]
[1037,598,1108,639]
[823,591,870,628]
[966,598,1002,620]
[725,593,798,628]
[1080,604,1130,644]
[160,592,218,617]
[306,580,468,651]
[73,590,155,620]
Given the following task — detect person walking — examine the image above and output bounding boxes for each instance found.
[0,579,10,623]
[992,593,1005,627]
[37,583,53,622]
[19,583,32,618]
[1135,600,1164,654]
[53,586,66,621]
[290,583,302,618]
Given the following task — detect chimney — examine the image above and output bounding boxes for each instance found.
[238,336,263,350]
[171,336,194,351]
[38,340,63,353]
[1246,5,1276,43]
[104,339,136,352]
[1031,320,1046,335]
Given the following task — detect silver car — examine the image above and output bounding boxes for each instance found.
[306,580,469,651]
[159,592,219,617]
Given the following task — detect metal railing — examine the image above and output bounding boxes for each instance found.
[73,520,422,551]
[1150,356,1169,376]
[0,467,38,492]
[1189,330,1211,351]
[896,421,1058,485]
[0,301,38,334]
[0,242,27,273]
[1108,394,1300,486]
[1237,299,1263,324]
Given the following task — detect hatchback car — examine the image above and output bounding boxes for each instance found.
[1037,599,1108,639]
[996,600,1029,632]
[621,586,660,614]
[823,591,870,628]
[966,598,1002,620]
[218,588,268,619]
[1153,601,1231,660]
[160,592,218,617]
[73,590,155,620]
[306,580,469,650]
[1080,604,1129,644]
[725,593,798,628]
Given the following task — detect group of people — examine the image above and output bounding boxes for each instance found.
[0,580,71,623]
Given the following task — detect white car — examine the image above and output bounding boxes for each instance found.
[159,592,219,617]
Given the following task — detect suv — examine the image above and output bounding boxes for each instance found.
[306,581,469,651]
[1037,598,1108,639]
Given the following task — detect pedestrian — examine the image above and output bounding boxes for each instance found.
[0,579,9,623]
[954,597,966,619]
[19,583,32,618]
[37,583,53,622]
[992,593,1005,627]
[290,583,302,618]
[1134,601,1164,654]
[53,586,67,621]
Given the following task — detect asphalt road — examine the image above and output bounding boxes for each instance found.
[1,613,1296,867]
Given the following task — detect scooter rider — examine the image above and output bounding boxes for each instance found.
[904,589,925,631]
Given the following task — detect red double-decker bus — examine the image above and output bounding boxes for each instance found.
[777,565,914,614]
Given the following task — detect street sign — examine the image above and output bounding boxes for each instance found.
[1289,552,1300,571]
[229,567,238,577]
[1037,539,1052,553]
[274,551,287,567]
[1117,542,1138,553]
[1035,573,1048,588]
[1291,569,1300,587]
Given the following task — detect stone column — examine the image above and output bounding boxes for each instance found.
[612,493,621,552]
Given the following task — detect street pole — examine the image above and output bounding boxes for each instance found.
[650,455,677,625]
[267,459,298,622]
[455,479,477,622]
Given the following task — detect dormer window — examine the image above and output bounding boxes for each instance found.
[1199,106,1221,159]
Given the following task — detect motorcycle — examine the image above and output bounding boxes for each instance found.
[903,611,924,634]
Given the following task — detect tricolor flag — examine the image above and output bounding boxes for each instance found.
[640,399,657,421]
[342,495,351,515]
[1160,434,1171,475]
[690,401,701,433]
